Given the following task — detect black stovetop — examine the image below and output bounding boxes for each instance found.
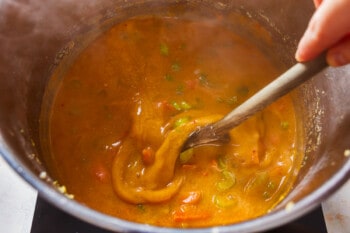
[30,196,327,233]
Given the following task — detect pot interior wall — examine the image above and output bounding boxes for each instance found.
[1,0,350,232]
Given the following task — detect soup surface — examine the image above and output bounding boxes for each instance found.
[42,15,302,227]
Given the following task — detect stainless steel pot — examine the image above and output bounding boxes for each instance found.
[1,0,350,232]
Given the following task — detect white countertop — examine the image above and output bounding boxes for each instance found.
[1,155,350,233]
[322,180,350,233]
[0,156,37,233]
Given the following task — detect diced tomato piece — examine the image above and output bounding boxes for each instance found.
[172,204,211,222]
[157,100,175,111]
[142,146,155,165]
[157,100,177,116]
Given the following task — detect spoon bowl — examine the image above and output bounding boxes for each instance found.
[182,54,328,152]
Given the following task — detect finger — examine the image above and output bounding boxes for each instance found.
[313,0,323,8]
[327,35,350,66]
[296,0,350,62]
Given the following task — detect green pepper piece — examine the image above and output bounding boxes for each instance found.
[281,121,289,130]
[160,43,169,56]
[180,101,192,110]
[174,116,190,128]
[216,171,236,191]
[213,194,237,208]
[179,148,194,164]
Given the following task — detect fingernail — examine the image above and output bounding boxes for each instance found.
[295,37,308,62]
[327,52,347,67]
[295,50,303,62]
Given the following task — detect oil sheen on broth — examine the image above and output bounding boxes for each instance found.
[44,16,302,227]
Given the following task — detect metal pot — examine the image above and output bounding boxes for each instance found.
[1,0,350,232]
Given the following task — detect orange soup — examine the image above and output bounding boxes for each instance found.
[41,16,302,227]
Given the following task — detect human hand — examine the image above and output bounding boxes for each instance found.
[295,0,350,66]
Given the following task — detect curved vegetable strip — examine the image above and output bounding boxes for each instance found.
[112,114,223,204]
[141,114,222,188]
[112,140,183,203]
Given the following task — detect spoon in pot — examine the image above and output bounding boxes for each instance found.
[181,54,328,152]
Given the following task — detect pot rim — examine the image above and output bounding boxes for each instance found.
[2,139,350,233]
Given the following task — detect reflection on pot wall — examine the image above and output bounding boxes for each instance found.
[0,0,350,232]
